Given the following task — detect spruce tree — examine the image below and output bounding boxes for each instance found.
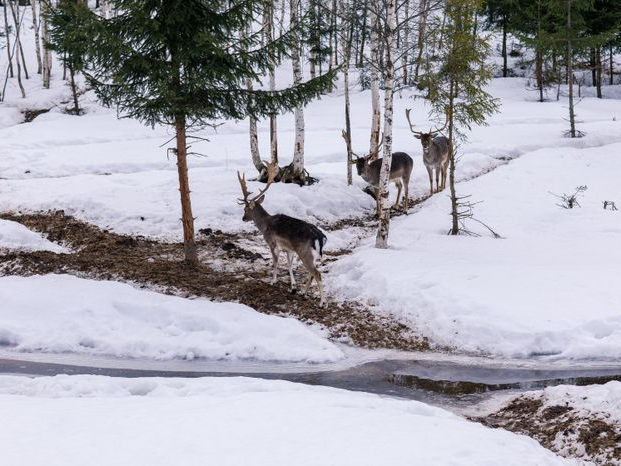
[423,0,499,235]
[74,0,335,264]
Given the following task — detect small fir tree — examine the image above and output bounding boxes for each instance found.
[73,0,335,264]
[423,0,500,235]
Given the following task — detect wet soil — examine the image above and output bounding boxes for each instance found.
[477,395,621,465]
[0,210,428,351]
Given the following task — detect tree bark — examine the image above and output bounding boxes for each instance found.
[41,0,51,88]
[31,0,42,74]
[501,14,507,78]
[287,0,306,184]
[567,0,576,138]
[264,3,279,166]
[175,113,198,265]
[595,47,602,98]
[3,1,14,79]
[369,3,381,159]
[414,0,428,81]
[375,0,396,249]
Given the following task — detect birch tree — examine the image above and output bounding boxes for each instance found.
[31,0,42,74]
[368,3,381,158]
[375,0,397,248]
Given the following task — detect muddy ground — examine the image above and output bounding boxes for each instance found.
[0,209,429,351]
[477,395,621,465]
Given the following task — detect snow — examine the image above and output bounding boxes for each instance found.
[0,374,574,466]
[0,274,343,363]
[527,381,621,426]
[0,219,67,253]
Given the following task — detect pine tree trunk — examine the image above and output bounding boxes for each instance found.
[375,0,396,249]
[174,114,198,265]
[448,88,458,235]
[595,47,602,98]
[3,1,14,79]
[342,0,353,186]
[69,64,80,114]
[31,0,42,74]
[41,0,51,88]
[369,4,381,159]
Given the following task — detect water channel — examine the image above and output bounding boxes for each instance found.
[2,352,620,412]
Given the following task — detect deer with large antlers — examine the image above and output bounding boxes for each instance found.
[342,131,413,211]
[237,163,327,306]
[405,109,451,196]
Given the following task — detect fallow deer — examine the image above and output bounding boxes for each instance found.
[237,163,327,306]
[405,109,451,195]
[342,131,413,211]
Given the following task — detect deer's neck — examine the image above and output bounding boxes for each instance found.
[250,204,272,233]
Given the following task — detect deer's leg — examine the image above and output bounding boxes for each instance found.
[392,180,403,209]
[435,167,440,193]
[403,176,409,212]
[270,246,280,284]
[426,165,433,195]
[286,251,296,290]
[299,250,324,306]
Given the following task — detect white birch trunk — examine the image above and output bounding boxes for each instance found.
[264,3,279,165]
[290,0,305,180]
[402,0,411,85]
[41,0,52,88]
[242,22,263,175]
[31,0,42,74]
[369,4,381,159]
[375,0,397,249]
[8,0,25,97]
[414,0,428,81]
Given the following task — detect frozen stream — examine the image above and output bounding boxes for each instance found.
[2,352,620,411]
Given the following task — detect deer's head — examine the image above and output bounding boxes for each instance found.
[405,108,448,151]
[237,163,277,222]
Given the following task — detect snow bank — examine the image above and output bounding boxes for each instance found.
[0,374,573,466]
[0,219,67,253]
[0,274,343,363]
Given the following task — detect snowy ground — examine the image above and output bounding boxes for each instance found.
[0,375,575,466]
[2,6,621,465]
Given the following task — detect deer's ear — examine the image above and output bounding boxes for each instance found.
[255,195,265,205]
[414,134,421,140]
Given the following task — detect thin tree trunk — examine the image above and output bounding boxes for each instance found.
[502,14,508,78]
[175,113,198,265]
[402,0,410,85]
[264,3,279,166]
[595,47,602,98]
[376,0,396,249]
[41,0,51,88]
[10,0,29,80]
[414,0,428,81]
[31,0,42,74]
[448,88,458,235]
[535,0,543,102]
[567,0,576,138]
[242,22,263,175]
[3,1,14,78]
[369,4,381,159]
[288,0,306,184]
[68,65,80,114]
[609,43,614,86]
[8,0,25,97]
[341,0,353,185]
[357,0,367,67]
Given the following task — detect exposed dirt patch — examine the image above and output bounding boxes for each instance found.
[22,108,52,123]
[477,395,621,465]
[0,210,428,351]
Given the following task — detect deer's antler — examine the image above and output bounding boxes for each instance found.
[405,109,423,136]
[237,162,277,205]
